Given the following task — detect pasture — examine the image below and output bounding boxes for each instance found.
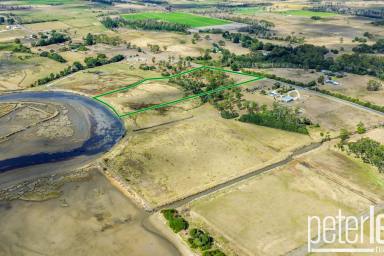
[185,143,382,255]
[107,104,313,207]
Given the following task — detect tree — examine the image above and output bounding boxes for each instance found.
[367,80,382,91]
[339,128,350,142]
[318,75,325,85]
[84,33,95,46]
[356,121,366,134]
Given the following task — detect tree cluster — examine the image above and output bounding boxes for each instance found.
[352,39,384,54]
[367,80,382,91]
[346,138,384,173]
[83,33,123,46]
[188,228,213,251]
[32,30,70,47]
[161,209,189,233]
[239,102,311,134]
[40,51,67,63]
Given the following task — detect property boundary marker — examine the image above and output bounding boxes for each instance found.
[92,66,263,118]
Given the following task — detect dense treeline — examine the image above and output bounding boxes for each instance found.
[161,209,226,255]
[218,31,384,78]
[346,138,384,173]
[32,54,124,86]
[239,102,311,134]
[40,51,66,63]
[243,70,317,87]
[101,17,190,32]
[352,39,384,54]
[32,31,70,47]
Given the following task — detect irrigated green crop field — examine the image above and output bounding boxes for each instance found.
[122,12,230,28]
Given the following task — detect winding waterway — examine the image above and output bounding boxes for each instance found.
[0,91,125,180]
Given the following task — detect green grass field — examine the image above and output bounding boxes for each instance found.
[279,10,336,17]
[122,12,230,28]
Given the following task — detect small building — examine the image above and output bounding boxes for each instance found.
[269,91,279,97]
[281,95,294,103]
[325,79,340,85]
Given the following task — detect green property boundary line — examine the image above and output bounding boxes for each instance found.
[92,66,263,118]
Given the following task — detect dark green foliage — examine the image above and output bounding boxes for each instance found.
[84,33,95,46]
[32,31,70,47]
[347,138,384,173]
[219,32,384,79]
[356,121,366,134]
[161,209,189,233]
[12,43,31,53]
[311,16,321,20]
[239,103,310,134]
[101,17,120,29]
[352,39,384,54]
[188,228,213,251]
[220,110,239,119]
[202,250,226,256]
[40,51,67,63]
[84,53,109,68]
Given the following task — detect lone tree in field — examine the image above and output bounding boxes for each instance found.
[356,121,366,134]
[367,79,382,91]
[339,128,350,142]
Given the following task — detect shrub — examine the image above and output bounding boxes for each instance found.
[161,209,189,233]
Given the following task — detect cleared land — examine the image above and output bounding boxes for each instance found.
[319,74,384,106]
[185,142,383,256]
[107,104,313,208]
[122,12,230,28]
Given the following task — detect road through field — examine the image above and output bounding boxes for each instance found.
[154,141,322,211]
